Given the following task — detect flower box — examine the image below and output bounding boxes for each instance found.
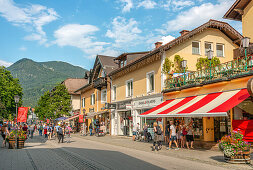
[8,138,16,149]
[17,138,25,149]
[224,149,251,164]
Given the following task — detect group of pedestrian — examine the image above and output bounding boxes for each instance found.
[166,120,194,150]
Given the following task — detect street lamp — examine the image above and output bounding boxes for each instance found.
[14,95,20,124]
[207,50,214,79]
[242,37,250,70]
[181,60,187,85]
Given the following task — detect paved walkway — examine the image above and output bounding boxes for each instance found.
[0,133,252,170]
[72,133,253,169]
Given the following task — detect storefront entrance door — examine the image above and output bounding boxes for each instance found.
[122,111,131,136]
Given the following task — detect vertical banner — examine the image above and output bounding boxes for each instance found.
[79,115,84,123]
[47,119,50,124]
[17,107,28,123]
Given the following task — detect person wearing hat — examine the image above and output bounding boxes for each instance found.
[1,122,9,147]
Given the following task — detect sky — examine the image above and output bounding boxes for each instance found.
[0,0,241,69]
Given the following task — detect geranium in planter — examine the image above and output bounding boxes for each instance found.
[6,130,17,149]
[218,130,251,164]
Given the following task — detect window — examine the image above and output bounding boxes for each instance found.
[112,86,116,101]
[216,44,224,57]
[101,70,106,77]
[120,61,124,68]
[192,41,200,54]
[82,97,85,108]
[101,89,107,103]
[124,60,127,66]
[126,80,133,97]
[205,42,213,56]
[90,93,95,105]
[147,72,154,93]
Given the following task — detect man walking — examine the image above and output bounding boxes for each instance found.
[58,125,64,143]
[167,121,179,150]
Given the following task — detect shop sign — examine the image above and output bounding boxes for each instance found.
[133,97,162,109]
[117,101,131,110]
[247,78,253,96]
[89,108,94,113]
[105,103,116,109]
[79,115,84,123]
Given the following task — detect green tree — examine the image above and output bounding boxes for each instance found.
[35,84,72,119]
[0,66,23,119]
[162,58,173,74]
[0,101,7,119]
[196,57,221,70]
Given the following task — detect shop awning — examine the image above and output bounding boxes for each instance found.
[64,114,79,122]
[85,111,108,118]
[139,89,250,117]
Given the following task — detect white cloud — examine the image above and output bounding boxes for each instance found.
[120,0,133,13]
[138,0,157,9]
[19,46,27,51]
[163,0,194,11]
[0,0,59,44]
[0,60,13,67]
[106,17,142,48]
[161,35,175,44]
[161,0,235,33]
[53,24,109,58]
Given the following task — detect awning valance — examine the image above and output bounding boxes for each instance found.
[64,114,79,122]
[139,89,249,117]
[85,111,108,118]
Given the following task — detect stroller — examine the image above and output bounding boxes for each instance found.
[136,131,144,141]
[146,132,152,142]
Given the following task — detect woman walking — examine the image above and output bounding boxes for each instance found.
[65,124,72,143]
[186,123,194,149]
[152,122,162,151]
[1,122,9,147]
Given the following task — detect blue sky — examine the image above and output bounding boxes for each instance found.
[0,0,241,69]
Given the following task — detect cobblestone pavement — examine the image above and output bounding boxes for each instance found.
[0,133,252,170]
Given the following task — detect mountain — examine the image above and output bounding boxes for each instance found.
[7,58,87,107]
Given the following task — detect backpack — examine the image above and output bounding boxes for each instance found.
[48,127,52,132]
[157,126,162,135]
[58,127,63,135]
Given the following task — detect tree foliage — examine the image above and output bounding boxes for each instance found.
[162,55,187,75]
[0,66,23,119]
[196,57,221,70]
[35,84,72,120]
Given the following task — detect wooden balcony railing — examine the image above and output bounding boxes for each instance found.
[94,77,107,90]
[164,55,253,91]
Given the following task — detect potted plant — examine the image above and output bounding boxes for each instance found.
[17,130,27,149]
[218,130,251,164]
[6,130,16,149]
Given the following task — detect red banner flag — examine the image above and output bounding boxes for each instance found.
[17,107,28,123]
[79,115,84,123]
[47,119,50,123]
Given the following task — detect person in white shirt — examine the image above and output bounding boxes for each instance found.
[167,121,179,150]
[132,123,140,141]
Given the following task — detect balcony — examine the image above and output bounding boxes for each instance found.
[234,44,253,59]
[164,55,253,91]
[94,77,107,90]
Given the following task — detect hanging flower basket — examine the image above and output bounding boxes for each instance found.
[218,130,251,164]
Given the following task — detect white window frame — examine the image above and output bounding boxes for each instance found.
[82,97,85,108]
[91,93,95,105]
[192,41,201,55]
[205,42,213,56]
[146,71,155,94]
[101,89,107,103]
[216,43,225,57]
[126,79,133,98]
[112,85,116,101]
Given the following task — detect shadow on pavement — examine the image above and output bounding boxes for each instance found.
[209,156,225,163]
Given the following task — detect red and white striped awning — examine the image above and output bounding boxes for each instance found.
[139,89,250,117]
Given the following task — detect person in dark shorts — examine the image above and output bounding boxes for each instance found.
[186,123,194,149]
[165,121,170,146]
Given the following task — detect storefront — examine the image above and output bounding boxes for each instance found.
[139,88,250,142]
[132,94,163,138]
[112,100,132,136]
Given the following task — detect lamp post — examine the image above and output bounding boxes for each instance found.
[14,95,19,149]
[14,95,20,125]
[181,60,187,85]
[242,37,250,70]
[207,50,214,79]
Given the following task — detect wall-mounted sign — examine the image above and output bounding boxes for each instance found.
[133,96,162,109]
[117,101,131,110]
[105,103,116,109]
[247,78,253,96]
[89,108,94,113]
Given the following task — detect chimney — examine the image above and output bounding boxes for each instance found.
[155,42,163,49]
[179,30,190,36]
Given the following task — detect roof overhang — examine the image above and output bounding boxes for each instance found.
[223,0,251,21]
